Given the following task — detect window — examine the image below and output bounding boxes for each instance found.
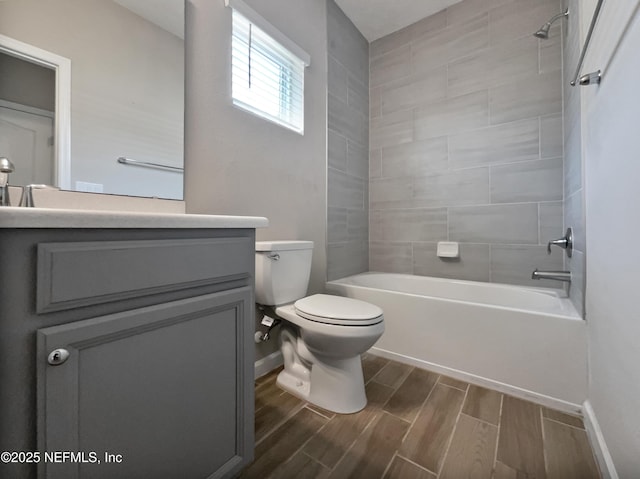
[228,0,309,134]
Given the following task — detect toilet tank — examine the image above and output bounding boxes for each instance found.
[255,241,314,306]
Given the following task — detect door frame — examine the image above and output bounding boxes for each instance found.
[0,34,71,189]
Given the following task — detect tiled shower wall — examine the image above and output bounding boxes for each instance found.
[562,0,586,316]
[326,0,370,281]
[369,0,566,287]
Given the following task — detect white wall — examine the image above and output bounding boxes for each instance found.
[184,0,328,360]
[0,0,184,199]
[581,2,640,476]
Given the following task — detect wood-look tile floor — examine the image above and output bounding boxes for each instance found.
[241,354,601,479]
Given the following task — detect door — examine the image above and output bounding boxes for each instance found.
[0,104,54,186]
[37,288,254,479]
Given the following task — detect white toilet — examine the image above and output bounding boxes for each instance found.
[255,240,384,414]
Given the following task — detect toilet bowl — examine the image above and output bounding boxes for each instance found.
[255,241,384,414]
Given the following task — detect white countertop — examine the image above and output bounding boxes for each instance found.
[0,207,269,229]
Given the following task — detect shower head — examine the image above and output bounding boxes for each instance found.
[534,24,552,39]
[534,8,569,39]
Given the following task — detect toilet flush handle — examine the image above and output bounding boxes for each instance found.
[267,253,280,261]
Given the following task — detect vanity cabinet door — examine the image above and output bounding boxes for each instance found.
[36,287,254,479]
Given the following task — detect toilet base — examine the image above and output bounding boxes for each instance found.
[277,355,367,414]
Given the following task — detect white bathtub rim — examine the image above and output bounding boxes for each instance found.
[327,275,581,321]
[369,347,583,415]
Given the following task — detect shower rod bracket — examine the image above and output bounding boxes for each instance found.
[579,70,602,86]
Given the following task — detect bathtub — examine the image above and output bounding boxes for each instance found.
[326,272,587,411]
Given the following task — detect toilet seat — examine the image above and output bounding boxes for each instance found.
[294,294,383,326]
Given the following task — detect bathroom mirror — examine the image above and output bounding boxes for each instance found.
[0,0,184,200]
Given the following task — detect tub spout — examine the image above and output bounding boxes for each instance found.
[531,269,571,282]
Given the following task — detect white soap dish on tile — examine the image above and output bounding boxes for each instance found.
[437,241,459,258]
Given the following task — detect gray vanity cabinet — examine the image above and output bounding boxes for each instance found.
[0,228,256,479]
[37,288,251,479]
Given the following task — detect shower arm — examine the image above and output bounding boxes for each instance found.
[545,11,569,28]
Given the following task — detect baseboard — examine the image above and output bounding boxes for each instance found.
[582,400,619,479]
[254,350,283,379]
[370,347,583,415]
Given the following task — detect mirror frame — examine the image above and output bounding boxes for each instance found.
[0,33,71,189]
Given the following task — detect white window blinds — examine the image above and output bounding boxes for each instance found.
[230,5,308,134]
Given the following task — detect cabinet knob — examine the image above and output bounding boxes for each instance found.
[47,348,70,366]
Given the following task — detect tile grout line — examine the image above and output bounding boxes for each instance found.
[436,383,470,477]
[326,411,382,473]
[491,393,505,475]
[301,451,331,474]
[400,375,441,444]
[255,399,307,447]
[542,415,586,431]
[304,404,334,421]
[380,451,399,479]
[265,409,334,479]
[396,453,439,477]
[437,380,469,393]
[459,412,499,429]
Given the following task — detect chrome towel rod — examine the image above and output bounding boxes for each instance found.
[117,157,184,173]
[571,0,604,86]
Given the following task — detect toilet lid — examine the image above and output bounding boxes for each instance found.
[294,294,383,326]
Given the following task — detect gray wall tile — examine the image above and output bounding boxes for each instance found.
[564,124,582,197]
[449,118,540,169]
[414,90,489,140]
[539,24,562,74]
[370,149,382,179]
[327,0,369,281]
[413,242,491,282]
[412,13,489,71]
[539,201,563,246]
[328,207,348,243]
[329,93,367,147]
[489,70,562,124]
[491,245,564,288]
[540,114,563,159]
[347,208,368,241]
[370,28,412,59]
[367,0,564,288]
[327,0,368,80]
[370,85,381,119]
[328,130,347,172]
[448,35,539,97]
[489,0,560,46]
[347,140,368,179]
[370,44,411,87]
[413,168,490,207]
[380,67,447,115]
[328,168,364,209]
[450,204,539,244]
[405,10,448,42]
[370,177,413,210]
[491,158,563,204]
[370,242,413,273]
[328,241,369,281]
[328,55,348,103]
[381,137,448,178]
[567,249,584,316]
[370,109,414,150]
[565,190,584,253]
[371,208,448,242]
[562,0,585,312]
[348,76,369,117]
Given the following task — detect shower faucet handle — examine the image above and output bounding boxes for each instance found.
[547,228,573,257]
